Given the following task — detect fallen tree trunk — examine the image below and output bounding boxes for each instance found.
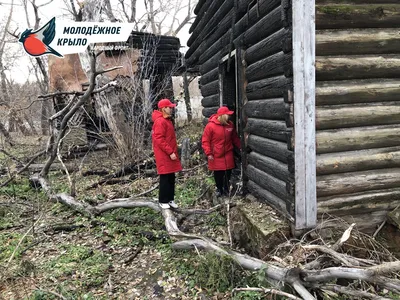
[30,174,400,299]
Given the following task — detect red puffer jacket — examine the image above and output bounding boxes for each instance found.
[202,115,241,171]
[152,110,182,174]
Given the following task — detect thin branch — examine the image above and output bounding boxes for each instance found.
[232,287,302,300]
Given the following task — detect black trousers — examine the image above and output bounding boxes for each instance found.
[214,170,232,196]
[159,173,175,203]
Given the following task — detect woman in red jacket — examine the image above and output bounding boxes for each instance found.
[152,99,182,209]
[202,106,241,197]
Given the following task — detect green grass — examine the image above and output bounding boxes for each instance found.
[43,244,111,287]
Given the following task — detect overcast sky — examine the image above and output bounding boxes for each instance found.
[0,0,192,83]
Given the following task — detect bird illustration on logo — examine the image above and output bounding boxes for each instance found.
[19,17,62,57]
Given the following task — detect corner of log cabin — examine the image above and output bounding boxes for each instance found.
[186,0,400,234]
[315,0,400,233]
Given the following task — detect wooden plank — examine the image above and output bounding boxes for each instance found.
[293,0,317,230]
[236,47,248,186]
[316,104,400,130]
[316,125,400,154]
[316,55,400,81]
[317,146,400,175]
[316,4,400,29]
[316,28,400,56]
[317,168,400,197]
[316,79,400,105]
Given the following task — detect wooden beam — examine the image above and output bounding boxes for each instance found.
[316,125,400,154]
[244,98,286,120]
[247,134,292,164]
[247,165,292,204]
[317,168,400,197]
[316,55,400,81]
[316,79,400,106]
[293,0,317,231]
[316,4,400,29]
[245,119,288,142]
[316,104,400,130]
[201,95,219,108]
[248,151,293,184]
[246,28,289,66]
[246,52,292,82]
[316,28,400,56]
[200,79,219,97]
[246,75,291,100]
[317,146,400,175]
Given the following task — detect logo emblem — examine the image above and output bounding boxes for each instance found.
[19,17,62,57]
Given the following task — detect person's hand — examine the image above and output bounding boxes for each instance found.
[207,155,214,161]
[170,153,177,160]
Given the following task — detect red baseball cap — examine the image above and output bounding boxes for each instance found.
[158,99,176,108]
[217,106,234,116]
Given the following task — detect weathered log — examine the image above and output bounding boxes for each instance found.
[316,4,400,29]
[186,7,233,62]
[234,0,281,44]
[318,187,400,216]
[247,76,291,100]
[245,118,289,142]
[317,146,400,175]
[200,53,221,75]
[316,79,400,106]
[317,104,400,130]
[241,6,283,48]
[316,125,400,154]
[202,107,218,118]
[247,134,293,164]
[187,0,281,65]
[316,55,400,81]
[191,0,210,32]
[200,68,219,86]
[317,28,400,56]
[187,0,226,46]
[247,180,293,218]
[244,98,285,120]
[246,52,292,82]
[246,28,289,66]
[248,151,292,184]
[201,95,220,108]
[193,0,206,15]
[200,80,219,97]
[317,168,400,197]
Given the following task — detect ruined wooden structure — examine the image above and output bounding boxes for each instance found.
[48,32,182,147]
[186,0,400,233]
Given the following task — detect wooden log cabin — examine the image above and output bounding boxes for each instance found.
[186,0,400,234]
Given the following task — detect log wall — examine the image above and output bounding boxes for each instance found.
[315,0,400,232]
[186,0,295,219]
